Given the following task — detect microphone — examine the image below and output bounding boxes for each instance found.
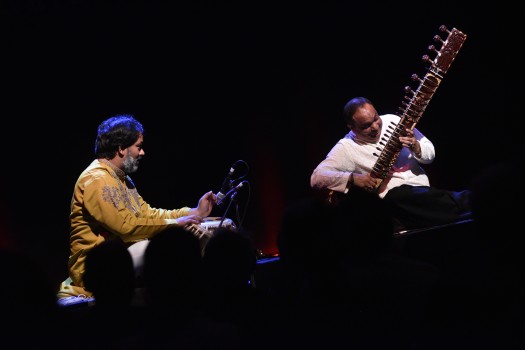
[217,181,248,207]
[217,165,235,205]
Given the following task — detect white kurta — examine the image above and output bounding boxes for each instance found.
[311,114,435,198]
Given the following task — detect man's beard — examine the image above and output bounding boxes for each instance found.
[122,154,139,174]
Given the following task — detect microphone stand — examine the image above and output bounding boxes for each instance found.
[219,191,237,228]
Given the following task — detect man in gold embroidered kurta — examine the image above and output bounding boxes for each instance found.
[59,159,192,297]
[58,114,216,299]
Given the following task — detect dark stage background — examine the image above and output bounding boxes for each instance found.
[1,1,517,286]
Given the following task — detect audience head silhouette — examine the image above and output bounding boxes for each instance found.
[203,227,257,291]
[331,187,394,258]
[83,237,136,307]
[469,158,525,268]
[143,226,203,305]
[277,196,333,270]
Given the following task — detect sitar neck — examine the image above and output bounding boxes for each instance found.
[369,25,467,191]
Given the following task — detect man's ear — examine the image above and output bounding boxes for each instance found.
[117,146,126,157]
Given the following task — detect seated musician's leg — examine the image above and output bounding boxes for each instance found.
[127,239,150,286]
[384,185,473,230]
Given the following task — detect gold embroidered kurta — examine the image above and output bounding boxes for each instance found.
[59,159,190,297]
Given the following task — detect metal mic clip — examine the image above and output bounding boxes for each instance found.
[217,181,247,207]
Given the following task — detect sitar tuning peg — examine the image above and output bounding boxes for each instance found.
[428,45,439,54]
[411,74,422,83]
[439,25,450,34]
[404,86,415,95]
[433,35,444,45]
[422,54,432,64]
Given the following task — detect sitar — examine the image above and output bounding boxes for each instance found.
[369,25,467,192]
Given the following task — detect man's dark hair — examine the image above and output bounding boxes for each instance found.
[94,114,144,159]
[343,97,372,126]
